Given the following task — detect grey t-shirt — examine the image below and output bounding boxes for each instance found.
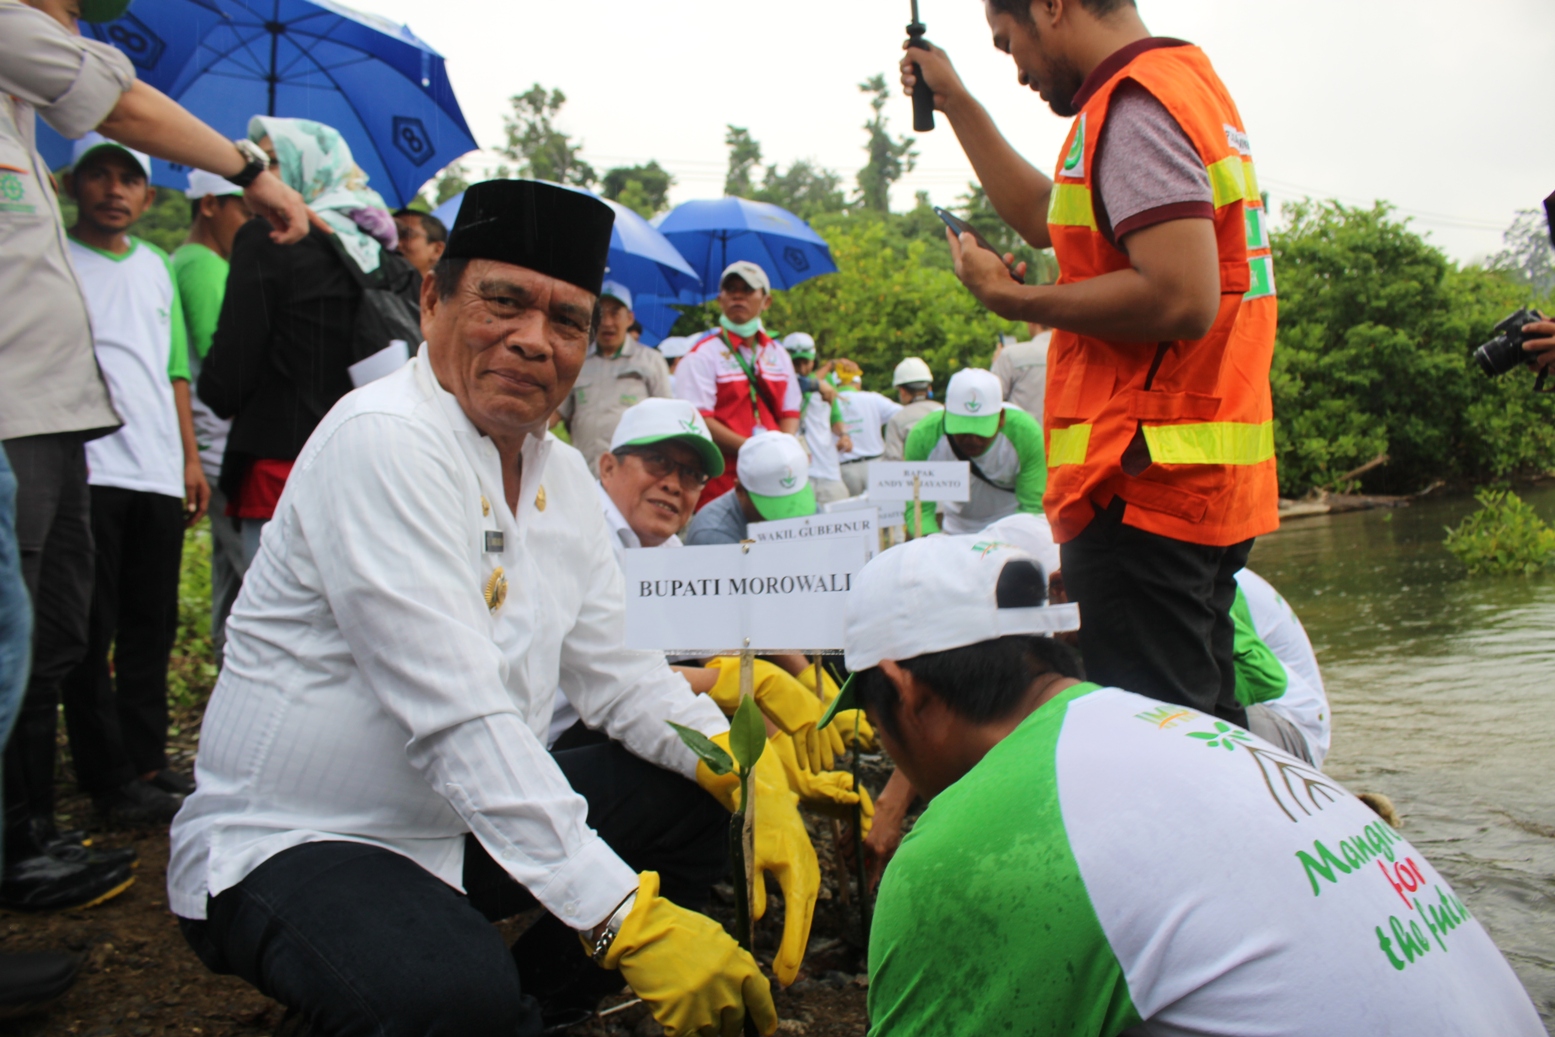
[0,0,133,440]
[684,488,748,546]
[1094,80,1213,247]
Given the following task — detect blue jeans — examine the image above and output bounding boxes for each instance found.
[0,449,34,872]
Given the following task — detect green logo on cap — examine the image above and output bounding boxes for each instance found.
[780,466,796,489]
[971,539,1011,556]
[964,393,982,413]
[680,418,700,434]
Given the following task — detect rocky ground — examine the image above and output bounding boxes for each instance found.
[0,706,888,1037]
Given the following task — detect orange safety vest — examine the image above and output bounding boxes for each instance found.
[1043,43,1279,548]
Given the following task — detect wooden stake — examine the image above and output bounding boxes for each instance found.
[739,646,756,951]
[813,655,851,906]
[912,473,922,540]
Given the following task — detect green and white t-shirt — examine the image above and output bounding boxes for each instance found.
[172,242,230,483]
[868,683,1542,1037]
[901,406,1046,535]
[70,236,188,499]
[1232,568,1332,765]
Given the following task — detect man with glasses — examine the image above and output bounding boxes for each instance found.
[674,262,801,509]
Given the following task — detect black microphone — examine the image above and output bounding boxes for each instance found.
[907,0,935,132]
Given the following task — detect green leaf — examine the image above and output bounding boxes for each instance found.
[668,722,733,775]
[729,696,767,773]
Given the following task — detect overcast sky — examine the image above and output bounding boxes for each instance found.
[363,0,1555,263]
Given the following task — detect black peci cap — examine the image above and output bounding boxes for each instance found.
[444,180,615,296]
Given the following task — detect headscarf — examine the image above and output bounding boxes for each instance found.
[248,116,396,273]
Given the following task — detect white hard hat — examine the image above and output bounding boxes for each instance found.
[892,357,933,386]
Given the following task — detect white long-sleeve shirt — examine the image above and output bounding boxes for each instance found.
[169,351,729,929]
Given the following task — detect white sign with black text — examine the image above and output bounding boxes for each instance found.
[623,538,868,652]
[747,508,879,562]
[822,494,904,527]
[866,461,971,502]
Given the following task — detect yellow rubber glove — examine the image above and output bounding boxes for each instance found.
[600,871,777,1037]
[695,733,821,987]
[703,658,831,773]
[798,664,877,752]
[768,732,875,838]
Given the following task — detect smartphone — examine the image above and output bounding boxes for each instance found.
[933,206,1025,283]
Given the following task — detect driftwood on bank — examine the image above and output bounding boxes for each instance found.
[1278,478,1444,520]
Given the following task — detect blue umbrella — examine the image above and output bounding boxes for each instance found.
[37,0,476,207]
[432,188,702,347]
[654,197,838,301]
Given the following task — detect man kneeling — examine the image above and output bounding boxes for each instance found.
[168,181,779,1037]
[826,536,1543,1037]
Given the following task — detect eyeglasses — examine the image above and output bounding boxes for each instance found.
[617,447,709,489]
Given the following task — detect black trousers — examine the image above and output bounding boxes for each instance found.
[1060,498,1252,725]
[61,486,185,795]
[0,434,95,846]
[179,737,729,1037]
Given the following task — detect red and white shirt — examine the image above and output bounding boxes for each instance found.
[673,329,801,441]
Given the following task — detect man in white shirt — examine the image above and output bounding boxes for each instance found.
[169,181,781,1037]
[62,136,206,828]
[782,333,850,505]
[834,369,902,496]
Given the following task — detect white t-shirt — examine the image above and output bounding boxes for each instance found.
[548,482,683,747]
[800,389,842,484]
[837,390,901,461]
[1236,568,1332,766]
[70,237,186,498]
[870,682,1546,1036]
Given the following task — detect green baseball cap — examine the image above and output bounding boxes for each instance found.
[737,432,817,521]
[943,368,1003,437]
[609,399,725,478]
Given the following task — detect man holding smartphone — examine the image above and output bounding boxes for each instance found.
[901,0,1278,724]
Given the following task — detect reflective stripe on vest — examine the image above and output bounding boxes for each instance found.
[1048,183,1097,229]
[1141,420,1275,466]
[1048,424,1092,467]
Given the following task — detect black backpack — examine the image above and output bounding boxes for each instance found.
[326,234,423,383]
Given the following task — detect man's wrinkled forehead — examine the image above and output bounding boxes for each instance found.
[463,259,597,321]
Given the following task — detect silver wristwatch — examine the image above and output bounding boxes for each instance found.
[229,138,270,189]
[588,891,638,965]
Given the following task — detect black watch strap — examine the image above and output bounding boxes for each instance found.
[228,139,269,189]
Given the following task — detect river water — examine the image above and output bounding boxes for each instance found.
[1247,487,1555,1027]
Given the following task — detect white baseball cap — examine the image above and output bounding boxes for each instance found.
[782,332,816,359]
[892,357,933,386]
[186,169,245,200]
[70,132,151,181]
[600,280,634,310]
[720,260,771,294]
[657,336,694,360]
[822,534,1079,724]
[610,397,724,477]
[978,513,1061,586]
[944,368,1003,436]
[737,432,815,520]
